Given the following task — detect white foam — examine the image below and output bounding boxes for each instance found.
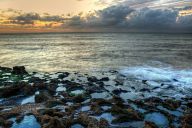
[120,66,192,89]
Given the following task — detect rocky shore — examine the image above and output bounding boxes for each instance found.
[0,66,192,128]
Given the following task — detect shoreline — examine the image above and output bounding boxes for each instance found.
[0,66,192,128]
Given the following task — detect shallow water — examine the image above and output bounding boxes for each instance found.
[0,33,192,73]
[10,115,40,128]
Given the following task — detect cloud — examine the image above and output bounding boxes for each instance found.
[1,4,192,33]
[62,4,192,32]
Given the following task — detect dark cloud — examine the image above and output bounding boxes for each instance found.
[63,5,192,32]
[3,4,192,33]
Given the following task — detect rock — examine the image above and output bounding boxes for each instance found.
[12,66,28,75]
[112,89,128,95]
[162,99,181,110]
[144,121,158,128]
[35,92,51,103]
[43,117,65,128]
[87,76,98,82]
[73,95,86,103]
[23,85,35,96]
[0,83,26,98]
[99,118,109,128]
[0,66,12,72]
[76,113,99,128]
[111,106,143,123]
[36,115,51,125]
[100,77,109,81]
[3,120,14,127]
[181,114,192,128]
[45,100,64,108]
[16,115,24,123]
[140,88,151,92]
[58,72,69,79]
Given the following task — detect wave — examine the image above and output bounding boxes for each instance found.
[120,66,192,89]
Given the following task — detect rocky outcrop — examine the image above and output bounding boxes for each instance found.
[12,66,28,75]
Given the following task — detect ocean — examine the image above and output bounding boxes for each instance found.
[0,33,192,72]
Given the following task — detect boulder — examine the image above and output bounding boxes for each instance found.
[35,92,51,103]
[100,77,109,81]
[87,76,98,82]
[12,66,28,75]
[43,117,65,128]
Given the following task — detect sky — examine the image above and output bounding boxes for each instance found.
[0,0,192,33]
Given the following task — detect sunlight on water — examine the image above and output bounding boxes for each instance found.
[0,33,192,72]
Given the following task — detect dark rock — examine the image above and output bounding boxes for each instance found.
[35,92,51,103]
[16,115,24,123]
[100,77,109,81]
[58,72,69,79]
[95,81,105,87]
[140,88,151,92]
[112,89,128,95]
[99,118,109,128]
[111,106,143,122]
[23,85,35,96]
[144,121,158,128]
[43,117,65,128]
[0,66,12,72]
[0,83,26,98]
[76,113,99,128]
[12,66,28,75]
[73,95,86,103]
[45,100,64,108]
[3,120,14,127]
[162,99,181,110]
[181,114,192,128]
[142,80,147,84]
[87,76,98,82]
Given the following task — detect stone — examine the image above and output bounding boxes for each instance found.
[100,77,109,81]
[35,92,51,103]
[144,121,158,128]
[162,99,181,110]
[87,76,98,82]
[43,117,65,128]
[45,100,64,108]
[12,66,28,75]
[0,83,25,98]
[16,115,24,123]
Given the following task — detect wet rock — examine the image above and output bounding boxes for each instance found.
[181,114,192,128]
[0,83,26,98]
[87,76,98,82]
[76,113,99,128]
[140,88,151,92]
[73,95,86,103]
[12,66,28,75]
[142,80,147,84]
[100,77,109,81]
[111,106,143,123]
[45,100,64,108]
[58,72,70,79]
[16,115,24,123]
[23,85,35,96]
[0,66,12,72]
[162,99,181,110]
[99,118,109,128]
[43,117,65,128]
[35,92,51,103]
[36,115,50,125]
[3,120,14,127]
[144,97,163,106]
[144,121,158,128]
[112,89,128,95]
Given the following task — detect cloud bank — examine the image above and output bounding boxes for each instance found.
[0,3,192,33]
